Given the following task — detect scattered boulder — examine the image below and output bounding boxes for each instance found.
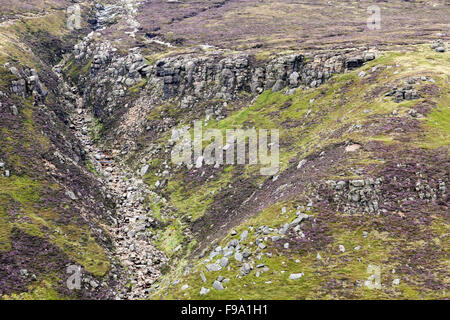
[200,287,210,295]
[297,159,307,169]
[213,280,224,290]
[223,247,234,257]
[345,144,361,152]
[346,56,364,69]
[65,190,78,200]
[364,52,376,61]
[240,263,252,276]
[350,180,365,187]
[218,257,229,268]
[289,273,304,280]
[140,164,149,176]
[431,39,447,53]
[10,105,18,116]
[385,83,420,102]
[242,249,252,258]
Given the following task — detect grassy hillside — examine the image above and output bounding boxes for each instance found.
[0,2,119,300]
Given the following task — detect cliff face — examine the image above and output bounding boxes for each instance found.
[0,0,449,300]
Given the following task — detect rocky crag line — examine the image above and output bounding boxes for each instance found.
[70,33,379,154]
